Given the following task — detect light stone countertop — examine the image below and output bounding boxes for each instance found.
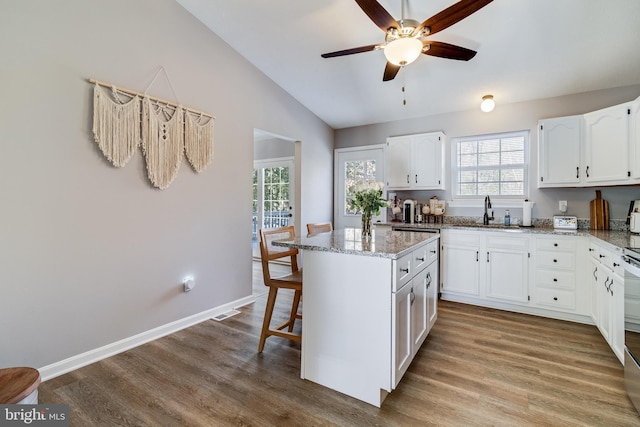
[272,227,439,259]
[381,222,634,251]
[274,224,636,260]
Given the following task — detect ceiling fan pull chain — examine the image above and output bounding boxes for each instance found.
[402,67,406,106]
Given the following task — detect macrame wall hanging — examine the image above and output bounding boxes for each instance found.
[89,67,215,189]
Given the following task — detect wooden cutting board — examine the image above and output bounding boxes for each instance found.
[590,190,609,230]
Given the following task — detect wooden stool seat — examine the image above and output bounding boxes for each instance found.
[0,367,41,404]
[258,226,303,352]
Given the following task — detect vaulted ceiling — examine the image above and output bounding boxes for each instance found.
[177,0,640,129]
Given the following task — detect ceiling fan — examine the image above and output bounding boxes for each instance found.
[321,0,493,81]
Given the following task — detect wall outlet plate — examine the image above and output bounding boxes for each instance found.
[559,200,568,212]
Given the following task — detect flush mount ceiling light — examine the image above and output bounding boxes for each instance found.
[480,94,495,112]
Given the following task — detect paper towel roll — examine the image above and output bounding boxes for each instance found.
[522,201,535,226]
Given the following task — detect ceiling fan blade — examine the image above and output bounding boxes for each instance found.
[383,62,401,81]
[423,41,477,61]
[355,0,398,32]
[321,44,381,58]
[415,0,493,37]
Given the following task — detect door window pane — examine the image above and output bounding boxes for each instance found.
[344,160,376,215]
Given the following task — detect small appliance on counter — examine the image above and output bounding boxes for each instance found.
[553,215,577,230]
[628,200,640,234]
[403,199,416,224]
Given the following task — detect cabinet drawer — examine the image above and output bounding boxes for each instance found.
[535,287,576,311]
[537,237,576,252]
[426,239,438,264]
[536,269,576,290]
[412,244,429,274]
[394,252,413,291]
[537,251,575,269]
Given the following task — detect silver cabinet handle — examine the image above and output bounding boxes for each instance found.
[407,174,410,184]
[487,252,490,262]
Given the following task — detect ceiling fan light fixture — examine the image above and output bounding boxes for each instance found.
[384,37,422,66]
[480,95,495,112]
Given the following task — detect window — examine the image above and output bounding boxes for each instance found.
[344,159,377,215]
[452,131,529,198]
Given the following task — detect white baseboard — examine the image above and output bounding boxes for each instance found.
[39,294,256,381]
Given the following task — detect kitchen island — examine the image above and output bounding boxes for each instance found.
[273,227,439,407]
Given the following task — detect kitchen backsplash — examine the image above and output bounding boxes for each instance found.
[416,215,628,231]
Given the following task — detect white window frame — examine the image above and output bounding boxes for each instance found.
[450,130,530,205]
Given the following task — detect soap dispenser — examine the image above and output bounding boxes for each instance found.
[504,209,511,226]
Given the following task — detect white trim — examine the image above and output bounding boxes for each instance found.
[38,294,256,381]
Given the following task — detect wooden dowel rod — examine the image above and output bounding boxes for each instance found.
[88,78,215,119]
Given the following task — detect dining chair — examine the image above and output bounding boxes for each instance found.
[306,222,333,237]
[257,226,302,352]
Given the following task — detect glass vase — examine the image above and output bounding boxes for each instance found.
[361,210,372,240]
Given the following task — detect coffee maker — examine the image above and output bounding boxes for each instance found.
[403,199,416,224]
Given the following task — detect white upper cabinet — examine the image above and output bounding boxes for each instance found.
[538,115,582,187]
[538,99,636,188]
[584,102,631,185]
[386,132,445,190]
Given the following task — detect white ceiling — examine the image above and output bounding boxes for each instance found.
[176,0,640,129]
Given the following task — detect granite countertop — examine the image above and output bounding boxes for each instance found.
[272,227,439,259]
[380,222,634,251]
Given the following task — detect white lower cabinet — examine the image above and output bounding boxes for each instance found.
[485,235,530,303]
[393,239,439,387]
[531,236,590,315]
[441,230,529,304]
[589,241,625,363]
[441,230,481,296]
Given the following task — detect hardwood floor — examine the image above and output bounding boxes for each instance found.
[40,287,640,426]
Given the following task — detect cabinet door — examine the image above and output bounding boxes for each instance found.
[441,244,480,295]
[597,266,612,344]
[411,268,429,351]
[426,261,438,333]
[584,104,631,184]
[611,274,625,363]
[485,248,529,303]
[538,116,582,187]
[393,282,412,387]
[386,137,412,189]
[590,257,600,324]
[414,132,445,189]
[631,98,640,179]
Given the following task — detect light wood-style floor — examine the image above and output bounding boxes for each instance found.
[40,266,640,426]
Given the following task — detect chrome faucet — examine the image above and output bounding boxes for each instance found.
[483,195,494,225]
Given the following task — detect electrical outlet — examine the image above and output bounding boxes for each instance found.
[559,200,567,213]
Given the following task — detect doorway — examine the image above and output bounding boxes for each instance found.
[253,130,298,260]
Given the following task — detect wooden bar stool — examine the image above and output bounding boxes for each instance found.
[306,222,333,237]
[0,367,41,404]
[258,226,302,352]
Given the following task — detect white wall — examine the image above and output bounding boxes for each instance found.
[0,0,333,370]
[335,85,640,221]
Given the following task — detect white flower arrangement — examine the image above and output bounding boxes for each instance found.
[348,180,388,215]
